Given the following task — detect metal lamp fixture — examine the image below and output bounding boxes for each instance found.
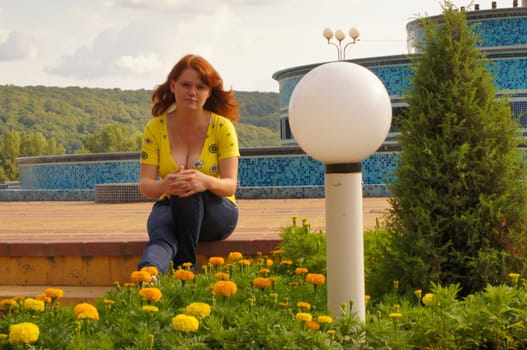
[323,27,360,60]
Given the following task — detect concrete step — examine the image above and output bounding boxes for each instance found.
[0,285,112,305]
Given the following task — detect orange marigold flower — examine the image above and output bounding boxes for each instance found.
[306,320,320,330]
[140,266,159,277]
[259,268,270,275]
[297,301,311,310]
[306,273,326,285]
[73,303,99,320]
[214,272,230,281]
[44,288,64,300]
[265,259,273,267]
[0,299,18,309]
[174,269,195,281]
[209,257,225,266]
[280,260,293,266]
[295,267,308,275]
[212,280,237,297]
[240,259,252,266]
[227,252,243,261]
[182,262,193,269]
[35,294,52,304]
[253,277,273,289]
[138,287,162,302]
[130,270,152,283]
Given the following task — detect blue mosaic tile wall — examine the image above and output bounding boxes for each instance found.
[19,161,139,190]
[407,10,527,51]
[3,151,399,200]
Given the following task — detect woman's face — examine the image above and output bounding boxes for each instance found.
[170,68,211,112]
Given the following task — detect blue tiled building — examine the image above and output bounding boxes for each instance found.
[3,4,527,201]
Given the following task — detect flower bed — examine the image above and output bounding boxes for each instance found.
[1,220,527,349]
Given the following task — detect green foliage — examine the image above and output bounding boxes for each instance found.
[82,123,142,153]
[0,129,65,181]
[385,1,527,296]
[278,217,327,273]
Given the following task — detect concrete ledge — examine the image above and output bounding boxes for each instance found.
[0,234,281,286]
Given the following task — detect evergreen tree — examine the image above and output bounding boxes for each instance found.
[385,1,527,296]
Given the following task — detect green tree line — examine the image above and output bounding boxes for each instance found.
[0,86,280,181]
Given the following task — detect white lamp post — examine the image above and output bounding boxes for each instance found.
[288,61,392,320]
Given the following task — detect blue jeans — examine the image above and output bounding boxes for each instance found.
[137,191,238,273]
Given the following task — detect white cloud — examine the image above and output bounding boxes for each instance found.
[115,52,162,74]
[0,31,38,60]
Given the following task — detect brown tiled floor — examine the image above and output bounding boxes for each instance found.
[0,198,390,242]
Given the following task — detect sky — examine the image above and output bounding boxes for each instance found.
[0,0,480,93]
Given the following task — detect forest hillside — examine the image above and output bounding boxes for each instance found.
[0,85,281,152]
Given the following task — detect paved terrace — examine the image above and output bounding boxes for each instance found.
[0,198,390,303]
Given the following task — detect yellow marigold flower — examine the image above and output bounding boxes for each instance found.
[228,252,243,261]
[509,273,520,283]
[212,280,237,297]
[73,303,99,321]
[295,267,308,275]
[174,269,195,281]
[240,259,252,266]
[182,262,193,269]
[172,314,199,333]
[297,301,311,310]
[317,315,334,324]
[253,277,272,290]
[45,287,64,300]
[140,266,159,277]
[422,293,435,306]
[280,260,293,266]
[209,257,225,266]
[306,273,326,285]
[327,330,336,337]
[185,302,211,318]
[23,298,45,312]
[365,295,371,303]
[215,272,230,280]
[130,270,152,283]
[389,312,403,319]
[138,287,162,303]
[295,312,312,322]
[306,320,320,330]
[142,305,159,313]
[103,299,115,307]
[414,289,422,299]
[259,268,270,275]
[8,322,39,344]
[123,282,135,288]
[36,294,52,304]
[0,299,18,309]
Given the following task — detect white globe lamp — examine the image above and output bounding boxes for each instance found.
[288,61,392,320]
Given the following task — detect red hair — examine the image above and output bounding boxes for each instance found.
[151,54,240,122]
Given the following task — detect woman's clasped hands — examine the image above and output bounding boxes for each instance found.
[163,166,207,198]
